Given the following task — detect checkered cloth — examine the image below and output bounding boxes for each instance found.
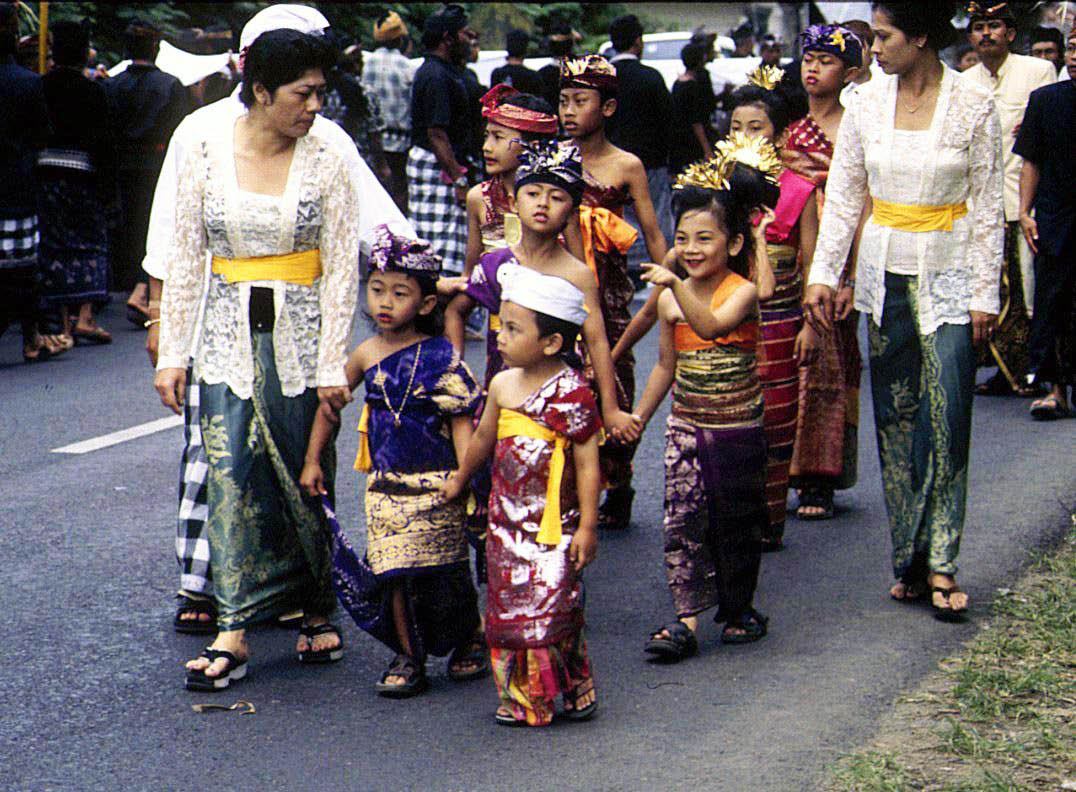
[407,147,467,274]
[0,214,39,269]
[361,47,414,153]
[175,373,212,596]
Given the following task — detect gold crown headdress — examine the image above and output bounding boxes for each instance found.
[673,155,735,193]
[715,132,782,185]
[560,54,618,92]
[746,64,785,92]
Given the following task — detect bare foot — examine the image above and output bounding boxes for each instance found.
[889,580,927,601]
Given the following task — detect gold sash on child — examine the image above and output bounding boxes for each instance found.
[354,404,372,473]
[497,408,567,546]
[871,199,967,233]
[211,249,322,286]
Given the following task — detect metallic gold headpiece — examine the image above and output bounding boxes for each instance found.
[715,132,782,186]
[560,54,618,93]
[673,154,735,193]
[746,64,785,91]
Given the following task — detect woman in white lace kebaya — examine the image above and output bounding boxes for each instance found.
[155,30,360,690]
[804,3,1003,621]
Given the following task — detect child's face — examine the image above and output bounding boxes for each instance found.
[482,120,523,176]
[497,300,559,368]
[366,270,433,332]
[515,182,573,235]
[558,88,613,138]
[801,50,853,97]
[674,208,742,280]
[729,102,776,143]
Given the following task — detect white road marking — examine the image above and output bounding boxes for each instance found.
[51,415,184,454]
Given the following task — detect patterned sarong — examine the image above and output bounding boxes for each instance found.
[407,147,467,274]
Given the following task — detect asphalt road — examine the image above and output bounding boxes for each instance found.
[1,295,1072,792]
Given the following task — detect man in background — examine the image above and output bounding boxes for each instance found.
[1029,26,1064,73]
[537,21,576,112]
[490,29,542,95]
[759,33,783,67]
[730,23,755,57]
[362,11,414,215]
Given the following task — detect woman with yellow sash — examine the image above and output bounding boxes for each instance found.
[154,30,360,689]
[805,3,1004,621]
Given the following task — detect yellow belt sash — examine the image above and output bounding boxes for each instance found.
[872,199,967,233]
[497,408,567,546]
[211,249,322,286]
[354,404,372,472]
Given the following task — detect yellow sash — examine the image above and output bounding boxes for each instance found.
[354,404,372,472]
[211,249,322,286]
[497,408,567,546]
[872,199,967,233]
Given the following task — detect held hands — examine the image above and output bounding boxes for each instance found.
[569,525,597,572]
[318,386,352,413]
[440,470,466,503]
[640,262,680,289]
[154,368,187,415]
[794,324,820,366]
[604,409,643,444]
[803,284,836,333]
[300,460,327,497]
[834,284,855,321]
[970,310,998,348]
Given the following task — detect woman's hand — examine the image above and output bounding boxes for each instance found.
[794,324,820,366]
[317,386,352,413]
[300,460,326,497]
[155,368,187,415]
[803,284,836,333]
[640,262,681,289]
[970,310,998,348]
[569,525,597,572]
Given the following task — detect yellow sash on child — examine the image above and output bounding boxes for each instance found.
[354,404,372,473]
[211,249,322,286]
[871,199,967,233]
[497,408,567,546]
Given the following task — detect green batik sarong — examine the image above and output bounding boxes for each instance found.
[868,273,975,580]
[199,331,337,630]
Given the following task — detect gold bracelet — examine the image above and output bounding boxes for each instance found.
[144,318,161,328]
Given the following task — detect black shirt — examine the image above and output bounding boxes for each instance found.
[669,76,713,173]
[0,56,49,213]
[105,63,189,171]
[41,67,114,175]
[410,55,472,159]
[536,63,563,116]
[489,62,543,97]
[605,57,672,170]
[1013,79,1076,255]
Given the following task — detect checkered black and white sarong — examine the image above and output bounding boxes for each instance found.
[175,372,211,596]
[0,214,39,269]
[406,146,467,274]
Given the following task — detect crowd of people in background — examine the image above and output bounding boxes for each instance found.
[2,0,1073,726]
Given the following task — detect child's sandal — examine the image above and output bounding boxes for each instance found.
[375,654,428,698]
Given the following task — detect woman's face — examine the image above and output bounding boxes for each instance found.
[255,67,326,138]
[801,50,852,97]
[729,102,776,143]
[482,121,523,176]
[871,8,925,76]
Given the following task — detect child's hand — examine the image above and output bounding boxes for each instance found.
[603,409,641,443]
[569,525,597,572]
[794,324,820,366]
[437,275,468,296]
[835,283,855,321]
[300,460,327,497]
[440,471,465,503]
[752,206,776,240]
[640,262,680,289]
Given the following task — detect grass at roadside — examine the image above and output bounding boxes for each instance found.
[827,518,1076,792]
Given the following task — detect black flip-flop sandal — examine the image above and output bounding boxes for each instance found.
[375,654,429,698]
[185,648,248,691]
[644,620,698,661]
[447,635,490,681]
[174,595,218,635]
[297,622,344,663]
[796,487,834,521]
[494,707,527,727]
[562,680,598,722]
[720,608,769,644]
[931,586,968,622]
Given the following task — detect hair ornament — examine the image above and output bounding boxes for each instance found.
[673,154,735,193]
[715,132,783,185]
[746,64,785,92]
[559,54,618,92]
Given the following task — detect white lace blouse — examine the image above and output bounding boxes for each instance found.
[156,125,360,399]
[808,68,1005,334]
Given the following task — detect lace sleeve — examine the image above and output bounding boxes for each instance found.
[316,152,361,387]
[965,98,1004,315]
[809,94,868,289]
[157,141,207,371]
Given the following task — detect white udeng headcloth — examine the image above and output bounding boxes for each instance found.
[498,264,589,326]
[239,4,330,51]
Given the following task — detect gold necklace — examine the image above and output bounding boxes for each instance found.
[899,70,941,114]
[373,342,421,426]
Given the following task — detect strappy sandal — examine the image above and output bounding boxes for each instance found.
[720,608,769,644]
[174,594,218,634]
[1030,395,1069,421]
[72,325,112,344]
[297,622,344,663]
[375,654,429,698]
[185,648,248,691]
[931,585,969,622]
[494,706,527,727]
[796,487,834,521]
[562,678,598,722]
[447,635,490,681]
[644,620,698,661]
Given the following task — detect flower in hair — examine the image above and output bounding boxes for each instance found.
[746,64,785,92]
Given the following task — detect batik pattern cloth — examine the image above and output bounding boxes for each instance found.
[663,272,766,620]
[407,147,467,274]
[784,115,861,491]
[869,273,974,580]
[757,169,813,541]
[486,368,601,726]
[37,167,110,309]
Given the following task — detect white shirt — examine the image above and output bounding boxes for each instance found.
[809,69,1005,333]
[959,53,1056,221]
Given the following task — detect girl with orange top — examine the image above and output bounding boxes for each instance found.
[631,154,772,662]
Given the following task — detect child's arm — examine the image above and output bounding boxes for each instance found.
[631,297,677,427]
[578,271,642,441]
[622,154,669,265]
[641,264,758,341]
[569,432,600,571]
[462,185,484,278]
[610,248,678,362]
[301,344,367,497]
[441,374,503,501]
[444,291,477,354]
[562,208,586,262]
[797,192,819,288]
[449,414,474,466]
[751,207,776,301]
